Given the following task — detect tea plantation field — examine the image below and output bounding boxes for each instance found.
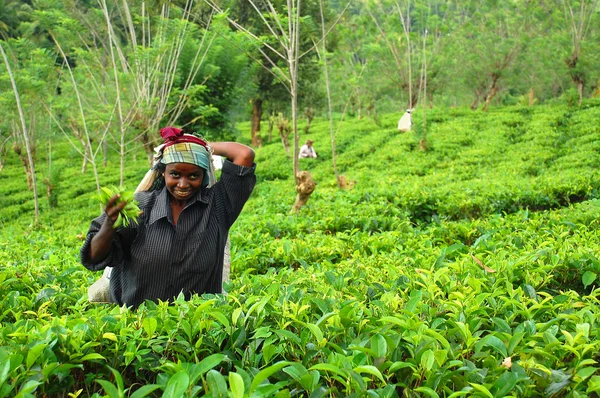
[1,103,600,397]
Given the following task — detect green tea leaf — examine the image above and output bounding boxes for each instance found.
[309,363,348,379]
[229,372,245,398]
[420,350,435,371]
[129,385,161,398]
[582,271,597,288]
[80,353,105,362]
[492,371,519,397]
[371,334,387,358]
[352,365,385,382]
[163,371,190,398]
[576,367,597,379]
[469,382,493,398]
[414,386,440,398]
[96,380,120,398]
[388,361,417,372]
[15,380,42,396]
[250,361,293,393]
[143,317,157,337]
[206,369,227,397]
[26,343,47,369]
[475,335,507,357]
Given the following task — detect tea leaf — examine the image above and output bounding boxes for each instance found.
[576,367,597,379]
[129,385,161,398]
[163,371,190,398]
[142,317,157,338]
[353,365,385,382]
[582,271,597,288]
[475,335,507,357]
[229,372,245,398]
[421,350,435,371]
[492,371,521,396]
[206,369,227,397]
[371,334,387,358]
[469,383,493,398]
[96,380,120,398]
[309,363,348,379]
[15,380,42,395]
[103,332,118,342]
[0,357,10,386]
[388,361,417,372]
[26,343,47,369]
[80,353,105,362]
[250,361,293,393]
[194,354,227,380]
[414,386,440,398]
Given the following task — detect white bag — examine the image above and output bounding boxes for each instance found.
[88,268,112,303]
[397,109,413,132]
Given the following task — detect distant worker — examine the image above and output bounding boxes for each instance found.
[397,109,413,132]
[299,139,318,158]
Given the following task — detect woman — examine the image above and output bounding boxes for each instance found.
[81,127,256,308]
[298,139,317,158]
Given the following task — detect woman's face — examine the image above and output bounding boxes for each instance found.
[164,163,205,202]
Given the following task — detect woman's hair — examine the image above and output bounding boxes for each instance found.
[306,140,313,145]
[149,163,166,192]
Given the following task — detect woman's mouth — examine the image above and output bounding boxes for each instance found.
[174,190,191,197]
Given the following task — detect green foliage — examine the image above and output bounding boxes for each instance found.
[2,105,600,396]
[97,185,140,228]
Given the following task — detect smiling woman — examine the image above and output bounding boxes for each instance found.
[80,127,256,308]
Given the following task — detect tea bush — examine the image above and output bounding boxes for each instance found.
[1,103,600,397]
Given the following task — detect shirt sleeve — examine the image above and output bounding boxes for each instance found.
[80,212,137,271]
[214,159,257,227]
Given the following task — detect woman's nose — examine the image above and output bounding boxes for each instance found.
[178,178,189,188]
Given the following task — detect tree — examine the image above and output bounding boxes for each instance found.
[0,39,41,223]
[205,0,337,212]
[40,0,223,189]
[456,0,536,111]
[559,0,599,105]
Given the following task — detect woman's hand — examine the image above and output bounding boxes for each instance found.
[89,194,127,264]
[210,142,255,167]
[103,194,128,228]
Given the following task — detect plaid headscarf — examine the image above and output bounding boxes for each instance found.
[161,143,210,186]
[135,126,215,192]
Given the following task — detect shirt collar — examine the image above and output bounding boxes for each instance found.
[148,186,210,225]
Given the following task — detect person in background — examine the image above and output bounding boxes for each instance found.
[298,139,318,158]
[80,127,256,308]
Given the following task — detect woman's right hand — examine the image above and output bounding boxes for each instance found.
[104,194,128,228]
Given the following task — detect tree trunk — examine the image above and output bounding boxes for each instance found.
[140,132,156,166]
[528,87,535,106]
[81,143,89,173]
[576,80,584,106]
[280,127,291,155]
[13,144,35,190]
[470,96,479,110]
[268,112,275,142]
[276,114,291,155]
[291,171,315,213]
[304,107,313,134]
[103,140,108,167]
[482,75,500,112]
[565,54,585,106]
[251,98,263,147]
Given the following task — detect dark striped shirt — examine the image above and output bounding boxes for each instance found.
[81,160,256,308]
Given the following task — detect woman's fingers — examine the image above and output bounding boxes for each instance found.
[104,195,128,224]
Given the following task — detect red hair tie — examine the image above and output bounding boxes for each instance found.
[159,126,208,148]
